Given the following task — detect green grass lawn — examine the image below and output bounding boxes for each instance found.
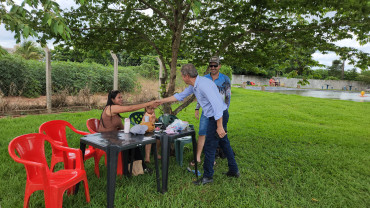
[1,87,369,207]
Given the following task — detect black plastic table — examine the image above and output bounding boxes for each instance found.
[80,131,159,208]
[154,128,198,193]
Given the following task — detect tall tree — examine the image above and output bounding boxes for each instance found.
[328,59,342,79]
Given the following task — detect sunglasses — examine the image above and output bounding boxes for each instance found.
[209,64,218,68]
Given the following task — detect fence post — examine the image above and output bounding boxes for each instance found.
[43,46,52,113]
[110,51,118,90]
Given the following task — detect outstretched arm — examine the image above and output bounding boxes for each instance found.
[158,96,178,104]
[110,100,160,114]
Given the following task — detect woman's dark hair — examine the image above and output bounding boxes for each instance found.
[100,90,122,128]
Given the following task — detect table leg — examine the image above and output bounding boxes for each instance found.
[161,135,169,193]
[153,142,160,192]
[107,147,119,208]
[123,150,129,176]
[191,132,198,179]
[75,142,87,194]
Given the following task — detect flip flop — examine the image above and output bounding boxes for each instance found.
[187,167,202,176]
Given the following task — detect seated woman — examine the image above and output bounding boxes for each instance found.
[98,90,159,174]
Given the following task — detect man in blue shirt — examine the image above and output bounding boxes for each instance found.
[193,56,231,166]
[159,63,239,185]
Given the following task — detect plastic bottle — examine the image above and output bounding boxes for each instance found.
[124,118,130,133]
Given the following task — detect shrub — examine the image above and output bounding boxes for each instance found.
[0,55,138,97]
[0,55,41,97]
[52,88,69,108]
[325,76,340,80]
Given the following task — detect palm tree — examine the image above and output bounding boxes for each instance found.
[14,41,43,60]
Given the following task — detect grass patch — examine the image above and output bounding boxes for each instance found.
[1,87,369,207]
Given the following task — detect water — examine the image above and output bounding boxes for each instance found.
[244,86,370,102]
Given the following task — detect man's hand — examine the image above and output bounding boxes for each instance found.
[150,100,161,108]
[195,109,199,120]
[216,126,227,139]
[216,116,226,138]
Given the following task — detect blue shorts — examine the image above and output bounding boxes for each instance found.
[198,112,209,136]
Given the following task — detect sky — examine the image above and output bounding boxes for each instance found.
[1,1,369,70]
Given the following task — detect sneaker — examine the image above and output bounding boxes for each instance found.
[223,171,240,178]
[193,177,213,185]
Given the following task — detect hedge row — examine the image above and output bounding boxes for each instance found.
[0,55,138,97]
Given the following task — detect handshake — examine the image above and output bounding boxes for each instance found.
[147,96,178,109]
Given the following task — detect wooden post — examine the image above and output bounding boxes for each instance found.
[43,46,52,113]
[110,51,118,90]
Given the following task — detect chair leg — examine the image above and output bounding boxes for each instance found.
[83,177,91,203]
[174,140,181,166]
[44,188,64,208]
[117,153,123,175]
[66,159,76,195]
[93,154,101,178]
[23,184,32,208]
[175,137,192,167]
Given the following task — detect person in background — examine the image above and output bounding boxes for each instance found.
[269,78,275,86]
[158,63,239,185]
[141,105,161,163]
[192,56,231,166]
[98,90,160,173]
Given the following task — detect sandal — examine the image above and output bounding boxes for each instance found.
[190,160,201,166]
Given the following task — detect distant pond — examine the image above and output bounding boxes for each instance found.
[244,86,370,102]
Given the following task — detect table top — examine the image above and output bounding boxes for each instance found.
[154,127,195,140]
[80,131,157,151]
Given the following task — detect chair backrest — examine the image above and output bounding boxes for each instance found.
[158,114,178,127]
[39,120,87,146]
[8,133,50,179]
[129,112,145,125]
[86,118,100,133]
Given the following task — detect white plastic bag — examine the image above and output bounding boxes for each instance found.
[166,119,189,131]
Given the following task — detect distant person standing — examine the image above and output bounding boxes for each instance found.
[192,56,231,166]
[159,63,239,185]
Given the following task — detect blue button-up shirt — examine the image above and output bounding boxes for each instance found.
[174,75,227,120]
[196,72,231,109]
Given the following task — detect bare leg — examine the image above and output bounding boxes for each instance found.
[196,135,206,162]
[145,144,151,163]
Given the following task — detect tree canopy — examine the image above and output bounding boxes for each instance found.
[60,0,369,113]
[2,0,370,114]
[1,0,71,45]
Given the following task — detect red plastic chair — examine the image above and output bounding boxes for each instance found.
[39,120,100,177]
[8,133,90,208]
[86,118,124,176]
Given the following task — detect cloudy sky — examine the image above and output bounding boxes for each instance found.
[1,1,369,70]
